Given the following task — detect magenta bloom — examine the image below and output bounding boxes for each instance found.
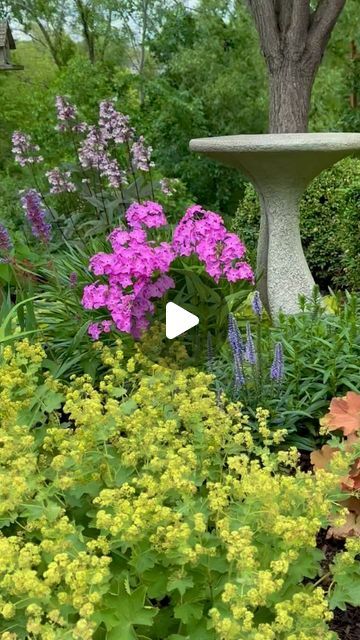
[12,131,43,167]
[125,201,167,229]
[83,201,252,341]
[20,189,51,243]
[172,205,253,283]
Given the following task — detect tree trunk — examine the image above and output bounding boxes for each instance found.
[246,0,347,133]
[269,62,314,133]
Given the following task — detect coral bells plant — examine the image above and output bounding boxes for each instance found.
[311,391,360,538]
[83,202,253,339]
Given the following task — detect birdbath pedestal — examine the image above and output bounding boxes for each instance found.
[189,133,360,318]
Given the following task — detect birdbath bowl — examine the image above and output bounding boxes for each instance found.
[189,133,360,318]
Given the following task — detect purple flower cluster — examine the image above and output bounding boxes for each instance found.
[79,126,126,189]
[82,210,175,339]
[172,205,254,283]
[83,200,254,340]
[252,290,262,317]
[244,322,257,365]
[46,168,76,194]
[131,136,154,172]
[159,178,174,196]
[0,223,12,261]
[12,131,43,167]
[21,189,51,243]
[125,201,167,229]
[270,342,284,382]
[99,100,133,144]
[55,96,87,133]
[228,313,245,391]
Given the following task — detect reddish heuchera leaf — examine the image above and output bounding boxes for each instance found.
[310,445,337,469]
[327,511,360,539]
[321,391,360,436]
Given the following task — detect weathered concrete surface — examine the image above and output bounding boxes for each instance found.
[189,133,360,317]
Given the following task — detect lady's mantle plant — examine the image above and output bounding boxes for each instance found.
[0,339,358,639]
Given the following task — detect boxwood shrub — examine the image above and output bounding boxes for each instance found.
[232,157,360,292]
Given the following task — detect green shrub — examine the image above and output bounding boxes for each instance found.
[232,158,360,291]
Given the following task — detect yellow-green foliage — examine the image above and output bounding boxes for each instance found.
[0,340,356,639]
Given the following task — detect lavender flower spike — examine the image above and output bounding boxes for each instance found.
[21,189,51,243]
[252,290,262,317]
[228,313,244,358]
[270,342,284,382]
[244,322,256,365]
[234,353,245,392]
[0,223,12,253]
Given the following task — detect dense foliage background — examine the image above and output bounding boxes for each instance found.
[0,0,359,217]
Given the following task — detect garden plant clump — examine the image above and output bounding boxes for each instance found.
[1,3,360,636]
[0,339,360,640]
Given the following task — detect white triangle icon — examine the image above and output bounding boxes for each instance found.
[166,302,199,340]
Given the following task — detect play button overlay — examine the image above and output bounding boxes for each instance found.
[166,302,199,340]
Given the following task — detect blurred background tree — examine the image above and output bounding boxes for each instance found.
[0,0,358,216]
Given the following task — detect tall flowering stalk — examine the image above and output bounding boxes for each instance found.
[20,190,51,244]
[0,223,12,262]
[270,342,284,383]
[225,294,285,410]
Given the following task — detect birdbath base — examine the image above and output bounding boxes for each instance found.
[190,133,360,318]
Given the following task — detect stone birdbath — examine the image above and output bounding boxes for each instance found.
[189,133,360,318]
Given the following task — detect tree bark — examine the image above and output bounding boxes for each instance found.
[75,0,96,64]
[269,62,314,133]
[246,0,347,133]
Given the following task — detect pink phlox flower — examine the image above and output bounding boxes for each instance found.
[125,201,167,229]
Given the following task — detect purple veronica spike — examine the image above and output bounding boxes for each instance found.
[69,272,78,288]
[21,189,51,243]
[0,224,12,253]
[270,342,284,382]
[234,353,245,391]
[244,322,256,365]
[252,291,262,317]
[228,313,244,359]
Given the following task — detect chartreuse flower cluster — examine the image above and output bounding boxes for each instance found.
[0,339,354,639]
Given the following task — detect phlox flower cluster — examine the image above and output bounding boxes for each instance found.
[82,203,175,339]
[172,205,254,283]
[46,168,76,194]
[20,189,51,243]
[125,201,167,229]
[84,201,254,340]
[78,126,126,189]
[12,131,43,167]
